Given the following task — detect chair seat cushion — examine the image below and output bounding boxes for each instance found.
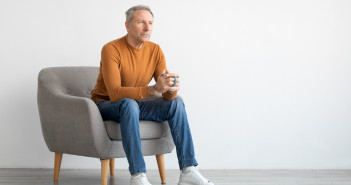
[104,120,170,140]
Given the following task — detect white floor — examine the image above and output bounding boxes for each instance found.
[1,169,351,185]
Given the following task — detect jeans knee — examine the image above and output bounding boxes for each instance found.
[171,96,185,106]
[120,98,139,115]
[169,96,185,113]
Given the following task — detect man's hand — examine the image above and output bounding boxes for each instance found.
[165,69,180,94]
[149,70,180,96]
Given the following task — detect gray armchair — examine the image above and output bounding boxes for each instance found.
[37,66,175,185]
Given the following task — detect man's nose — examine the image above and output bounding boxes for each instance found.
[144,24,150,31]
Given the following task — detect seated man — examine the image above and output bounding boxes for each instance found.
[90,5,214,185]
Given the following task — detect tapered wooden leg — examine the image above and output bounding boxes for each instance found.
[101,159,110,185]
[156,154,166,184]
[54,152,63,181]
[110,158,115,175]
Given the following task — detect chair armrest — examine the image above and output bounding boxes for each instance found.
[38,91,112,158]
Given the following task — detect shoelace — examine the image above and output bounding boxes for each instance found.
[136,174,150,185]
[191,168,210,184]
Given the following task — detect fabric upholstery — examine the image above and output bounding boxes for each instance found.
[37,66,175,159]
[105,120,170,140]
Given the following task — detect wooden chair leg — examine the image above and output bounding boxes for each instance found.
[110,158,115,175]
[54,152,63,181]
[156,154,166,184]
[101,159,110,185]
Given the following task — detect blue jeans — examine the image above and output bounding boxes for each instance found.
[96,96,198,175]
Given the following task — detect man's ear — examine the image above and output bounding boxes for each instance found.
[125,21,130,32]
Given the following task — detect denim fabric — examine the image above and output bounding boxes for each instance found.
[96,97,198,175]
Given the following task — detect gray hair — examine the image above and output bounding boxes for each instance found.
[125,5,153,23]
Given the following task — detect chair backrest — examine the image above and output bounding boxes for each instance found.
[38,66,99,98]
[37,67,112,157]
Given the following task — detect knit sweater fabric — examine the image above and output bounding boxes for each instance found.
[91,36,177,102]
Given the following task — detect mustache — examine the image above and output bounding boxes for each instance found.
[140,32,150,36]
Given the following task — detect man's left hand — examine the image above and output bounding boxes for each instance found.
[165,69,180,94]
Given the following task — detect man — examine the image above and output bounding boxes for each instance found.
[91,5,214,185]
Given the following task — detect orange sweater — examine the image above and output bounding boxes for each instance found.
[91,36,177,102]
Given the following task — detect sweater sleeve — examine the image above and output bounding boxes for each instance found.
[101,44,149,102]
[154,46,177,100]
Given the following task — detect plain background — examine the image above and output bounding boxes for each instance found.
[0,0,351,169]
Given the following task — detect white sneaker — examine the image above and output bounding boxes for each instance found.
[130,173,152,185]
[178,166,214,185]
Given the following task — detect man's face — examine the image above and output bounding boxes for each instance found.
[126,10,153,44]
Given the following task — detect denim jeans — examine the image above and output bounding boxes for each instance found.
[96,96,198,175]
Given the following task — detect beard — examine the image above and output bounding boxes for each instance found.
[138,32,151,42]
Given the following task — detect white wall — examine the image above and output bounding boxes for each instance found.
[1,0,351,169]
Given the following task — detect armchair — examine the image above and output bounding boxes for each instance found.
[37,66,175,185]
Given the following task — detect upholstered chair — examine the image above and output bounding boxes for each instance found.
[37,66,175,185]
